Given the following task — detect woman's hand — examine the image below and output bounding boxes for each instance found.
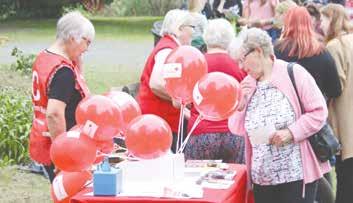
[237,80,253,111]
[269,129,294,147]
[172,99,181,109]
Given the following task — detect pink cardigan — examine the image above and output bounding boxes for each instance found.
[228,59,330,197]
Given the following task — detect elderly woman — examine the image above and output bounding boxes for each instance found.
[228,28,330,203]
[320,4,353,203]
[29,11,94,182]
[184,19,246,163]
[138,9,194,153]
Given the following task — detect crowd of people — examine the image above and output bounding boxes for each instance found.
[28,0,353,203]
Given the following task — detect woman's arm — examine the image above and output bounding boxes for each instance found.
[46,99,66,139]
[149,48,173,101]
[326,42,347,92]
[323,50,342,98]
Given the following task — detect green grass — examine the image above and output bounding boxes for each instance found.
[84,64,141,94]
[0,166,51,203]
[0,64,32,93]
[0,16,162,42]
[0,63,140,95]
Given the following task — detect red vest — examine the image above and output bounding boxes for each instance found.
[137,35,180,132]
[29,51,90,165]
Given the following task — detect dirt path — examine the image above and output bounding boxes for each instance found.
[0,39,153,69]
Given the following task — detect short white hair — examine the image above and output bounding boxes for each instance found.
[203,19,235,50]
[56,11,95,43]
[228,37,243,60]
[160,9,193,36]
[240,28,273,57]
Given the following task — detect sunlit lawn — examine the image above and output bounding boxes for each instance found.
[0,16,161,42]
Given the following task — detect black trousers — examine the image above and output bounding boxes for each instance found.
[43,163,56,183]
[253,180,318,203]
[335,156,353,203]
[171,118,188,153]
[316,177,335,203]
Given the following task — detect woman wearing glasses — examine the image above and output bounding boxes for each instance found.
[228,28,330,203]
[29,11,94,182]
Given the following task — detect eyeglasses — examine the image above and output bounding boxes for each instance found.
[181,24,196,30]
[81,37,91,46]
[238,48,255,65]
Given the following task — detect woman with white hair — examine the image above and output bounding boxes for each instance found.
[138,9,194,152]
[184,19,246,163]
[29,11,94,182]
[228,28,330,202]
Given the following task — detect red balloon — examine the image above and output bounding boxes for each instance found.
[96,139,114,154]
[76,95,123,141]
[51,170,92,203]
[50,128,97,172]
[125,114,173,159]
[164,46,208,104]
[105,91,142,135]
[193,72,241,121]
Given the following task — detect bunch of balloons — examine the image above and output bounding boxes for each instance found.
[162,46,242,153]
[50,92,143,202]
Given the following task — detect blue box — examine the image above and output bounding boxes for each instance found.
[93,167,122,196]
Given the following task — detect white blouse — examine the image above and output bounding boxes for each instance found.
[244,81,303,185]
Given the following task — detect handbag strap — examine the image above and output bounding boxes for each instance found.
[287,63,305,114]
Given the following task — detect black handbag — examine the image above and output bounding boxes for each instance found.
[287,63,341,162]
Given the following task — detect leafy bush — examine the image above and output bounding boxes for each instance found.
[107,0,183,16]
[11,47,36,75]
[0,0,16,20]
[61,3,93,17]
[0,88,32,167]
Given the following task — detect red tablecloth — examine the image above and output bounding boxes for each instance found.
[70,164,249,203]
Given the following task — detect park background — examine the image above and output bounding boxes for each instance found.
[0,1,186,202]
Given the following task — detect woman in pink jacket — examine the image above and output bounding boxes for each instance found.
[228,28,330,203]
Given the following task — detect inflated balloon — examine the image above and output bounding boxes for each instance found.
[50,128,97,172]
[96,138,114,154]
[76,95,123,141]
[193,72,241,121]
[51,170,92,203]
[105,91,142,135]
[125,114,172,159]
[164,46,208,104]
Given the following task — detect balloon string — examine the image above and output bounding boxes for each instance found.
[83,180,93,188]
[178,115,202,153]
[176,101,184,152]
[179,104,186,153]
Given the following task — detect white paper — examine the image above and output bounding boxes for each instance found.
[201,179,234,189]
[193,83,203,105]
[248,125,276,145]
[163,63,182,79]
[66,130,80,139]
[52,175,68,201]
[82,120,98,139]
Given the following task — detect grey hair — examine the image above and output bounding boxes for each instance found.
[56,11,95,43]
[160,9,194,36]
[239,28,273,57]
[203,19,235,50]
[228,37,243,60]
